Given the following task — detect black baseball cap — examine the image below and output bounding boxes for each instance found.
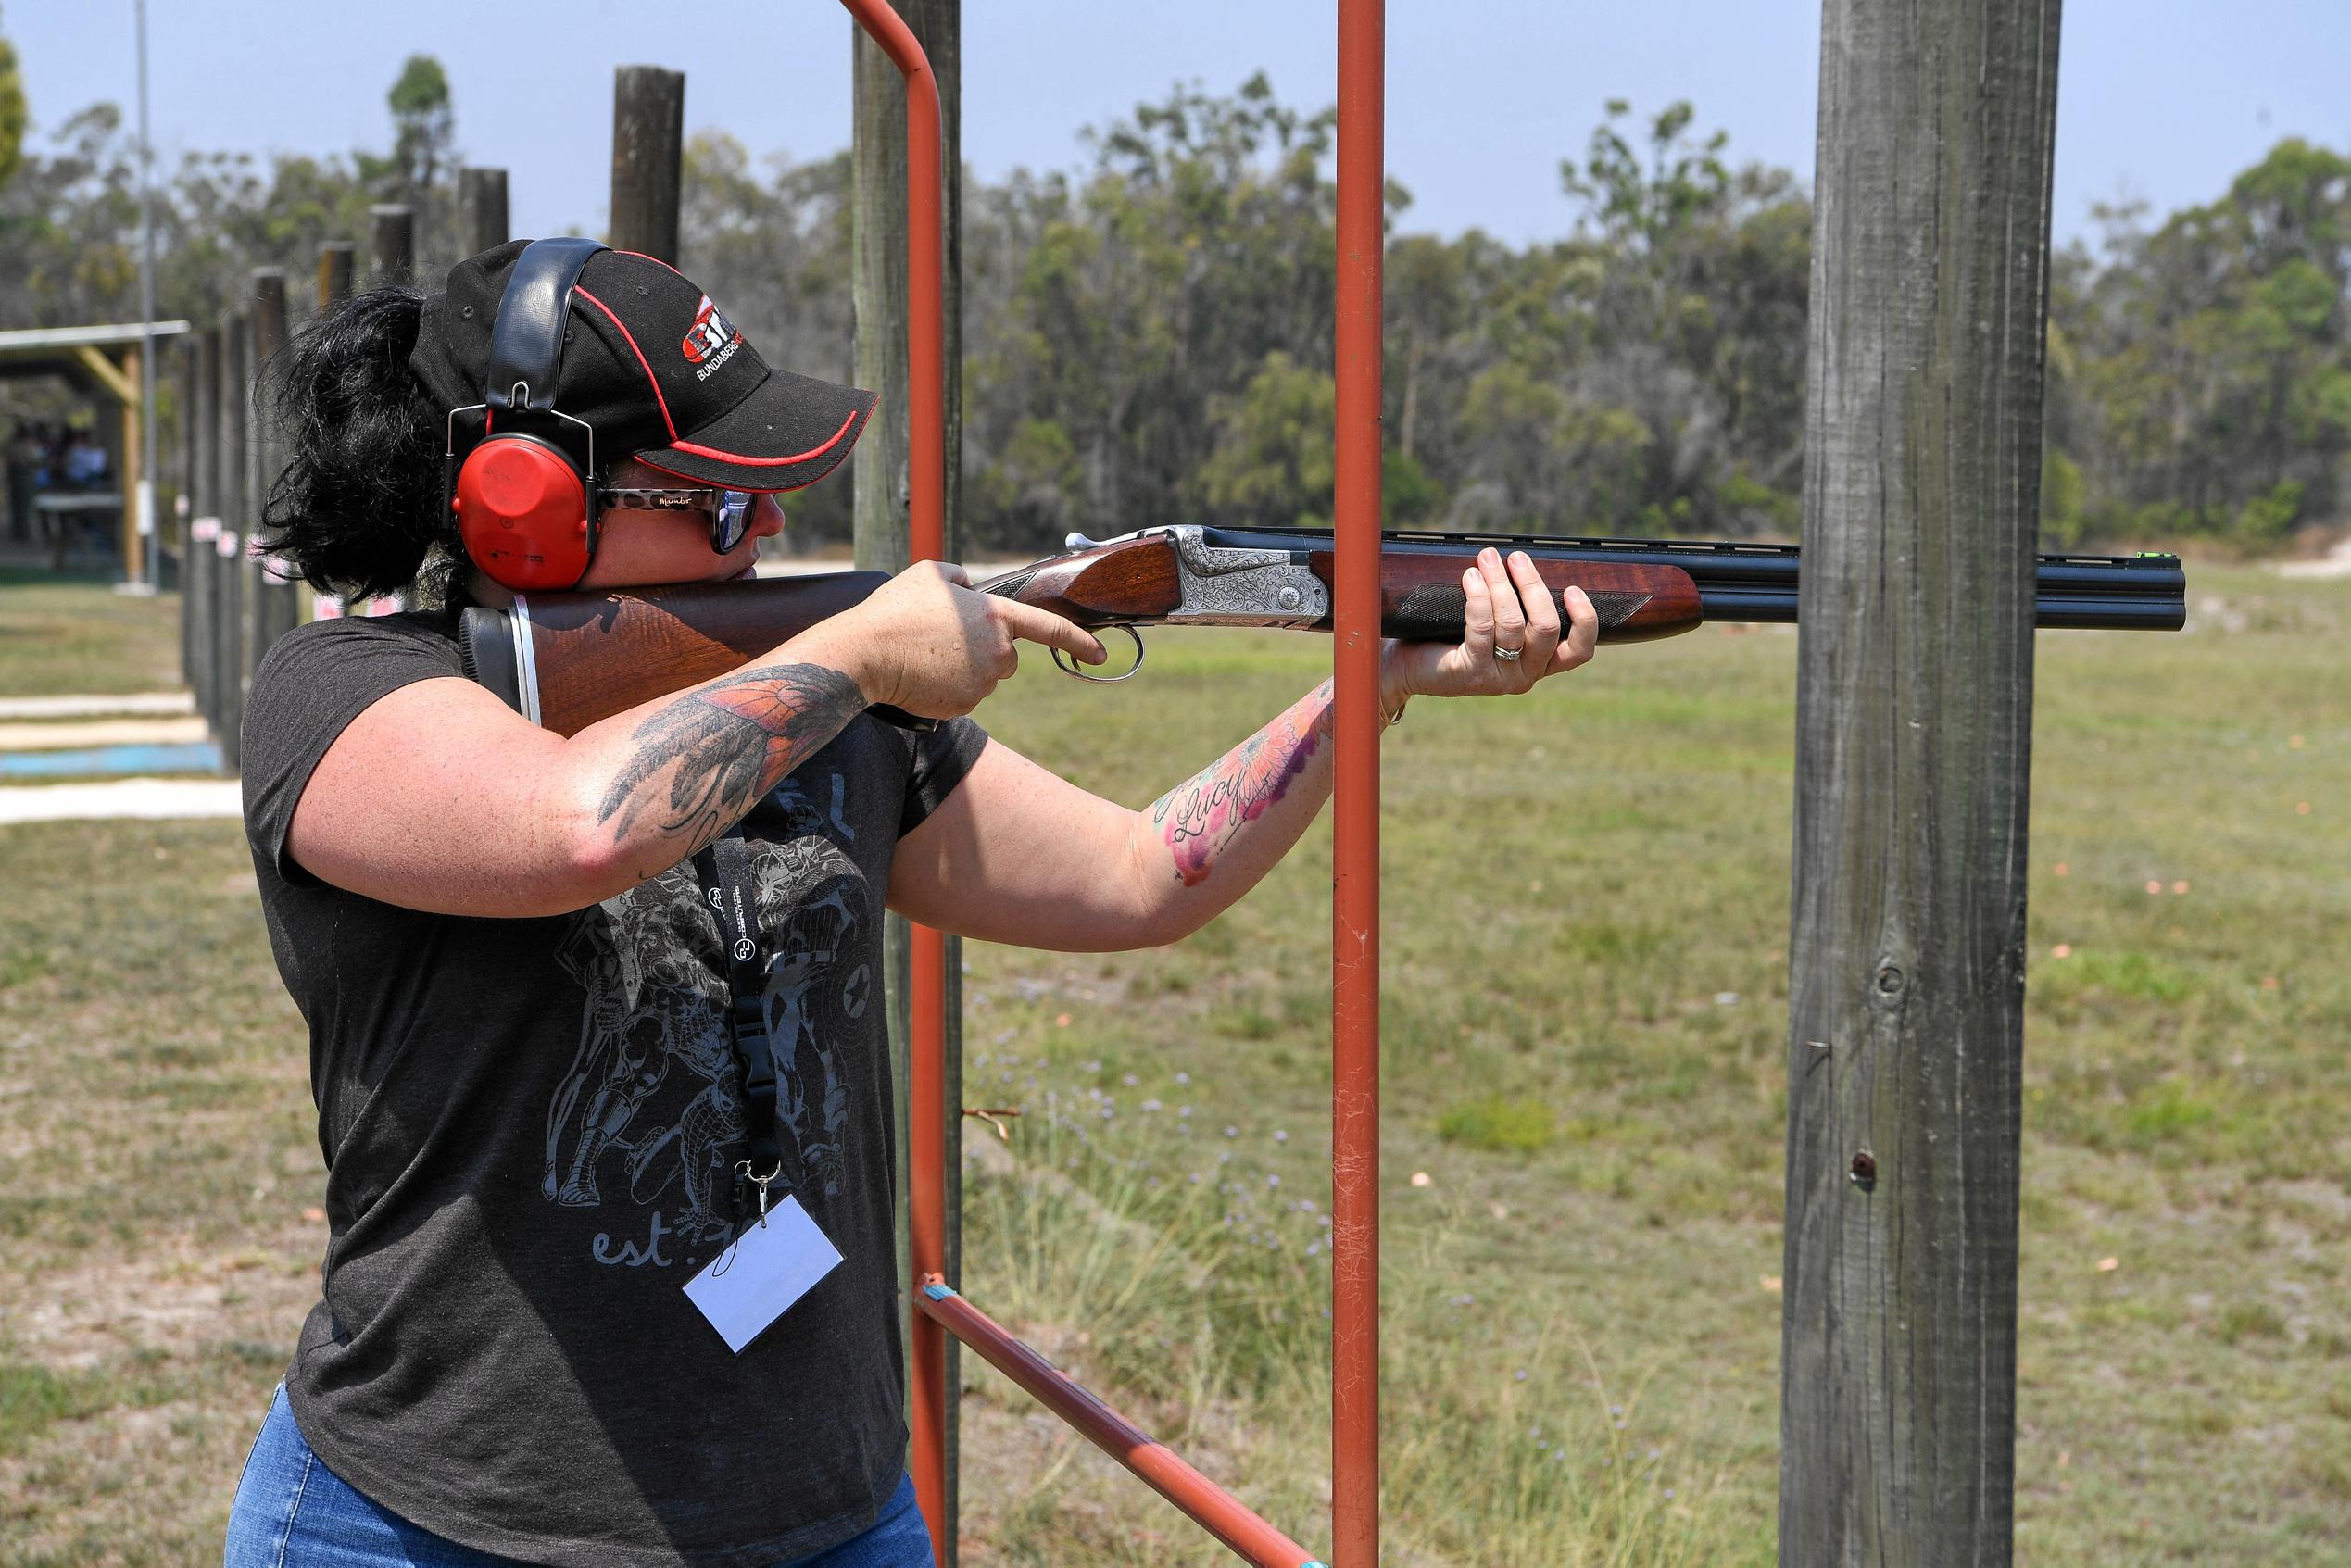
[409,239,876,493]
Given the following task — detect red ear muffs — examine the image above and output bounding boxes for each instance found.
[446,237,610,593]
[453,433,595,592]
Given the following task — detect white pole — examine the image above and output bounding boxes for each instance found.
[135,0,160,590]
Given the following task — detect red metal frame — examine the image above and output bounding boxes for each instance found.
[841,4,1381,1562]
[834,4,951,1556]
[1330,6,1385,1564]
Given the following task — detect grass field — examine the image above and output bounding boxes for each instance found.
[0,565,2344,1564]
[0,568,187,702]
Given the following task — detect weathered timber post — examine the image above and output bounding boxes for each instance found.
[174,337,195,608]
[852,3,962,1549]
[306,243,356,621]
[214,308,249,771]
[610,68,685,264]
[118,344,145,581]
[186,329,217,713]
[317,242,355,312]
[1779,1,2061,1563]
[459,167,510,256]
[249,268,296,656]
[232,301,259,705]
[371,204,416,287]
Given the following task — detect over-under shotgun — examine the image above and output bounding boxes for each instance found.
[459,524,2187,736]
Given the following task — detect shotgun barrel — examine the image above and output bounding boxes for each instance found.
[1183,526,2189,633]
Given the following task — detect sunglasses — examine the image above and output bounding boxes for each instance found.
[595,486,761,555]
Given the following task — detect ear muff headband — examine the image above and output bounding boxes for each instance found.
[449,238,610,591]
[485,237,606,413]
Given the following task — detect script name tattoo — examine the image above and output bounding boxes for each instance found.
[597,662,865,850]
[1149,679,1335,889]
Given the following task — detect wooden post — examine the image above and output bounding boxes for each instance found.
[174,338,194,594]
[311,245,354,623]
[1778,1,2060,1562]
[852,5,962,1554]
[370,204,416,286]
[185,330,217,710]
[317,242,355,310]
[214,309,248,771]
[250,268,296,654]
[609,67,685,264]
[118,345,145,581]
[459,167,510,256]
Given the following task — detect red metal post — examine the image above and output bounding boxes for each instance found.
[836,4,950,1562]
[1331,3,1386,1565]
[846,7,1376,1562]
[917,1286,1329,1568]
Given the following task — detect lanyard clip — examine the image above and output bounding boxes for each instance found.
[735,1157,783,1228]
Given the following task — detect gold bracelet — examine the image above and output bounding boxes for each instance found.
[1380,695,1408,727]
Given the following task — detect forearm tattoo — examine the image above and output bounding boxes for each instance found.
[1149,679,1335,889]
[597,662,865,849]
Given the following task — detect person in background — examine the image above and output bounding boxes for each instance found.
[61,427,111,489]
[4,422,42,544]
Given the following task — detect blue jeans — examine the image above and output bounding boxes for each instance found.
[225,1386,935,1567]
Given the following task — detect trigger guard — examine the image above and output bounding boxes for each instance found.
[1052,626,1144,684]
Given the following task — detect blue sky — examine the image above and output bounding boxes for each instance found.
[12,0,2348,254]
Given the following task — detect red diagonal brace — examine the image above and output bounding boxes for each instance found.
[917,1283,1327,1568]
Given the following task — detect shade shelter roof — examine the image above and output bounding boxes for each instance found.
[0,321,191,360]
[0,321,191,408]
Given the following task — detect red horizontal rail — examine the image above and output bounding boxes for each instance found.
[917,1283,1327,1568]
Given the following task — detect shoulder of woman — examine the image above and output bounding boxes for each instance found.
[255,607,460,678]
[246,610,468,741]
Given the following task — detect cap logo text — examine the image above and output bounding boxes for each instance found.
[683,295,745,382]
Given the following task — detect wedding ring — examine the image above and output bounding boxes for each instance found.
[1493,646,1524,663]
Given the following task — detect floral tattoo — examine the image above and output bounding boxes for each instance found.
[1149,680,1335,888]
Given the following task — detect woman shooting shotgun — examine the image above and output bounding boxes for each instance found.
[225,239,1596,1568]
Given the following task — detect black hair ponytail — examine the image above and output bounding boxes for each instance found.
[261,286,456,601]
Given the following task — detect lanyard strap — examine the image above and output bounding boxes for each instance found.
[691,829,786,1200]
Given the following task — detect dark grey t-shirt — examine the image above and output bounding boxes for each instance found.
[241,607,987,1568]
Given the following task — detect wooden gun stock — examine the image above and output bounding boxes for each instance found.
[459,572,899,737]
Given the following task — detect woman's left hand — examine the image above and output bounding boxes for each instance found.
[1377,546,1600,717]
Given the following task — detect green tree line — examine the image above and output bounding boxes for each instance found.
[3,49,2343,555]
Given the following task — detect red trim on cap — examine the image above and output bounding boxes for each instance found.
[664,408,862,467]
[614,250,690,280]
[634,451,838,495]
[572,285,678,443]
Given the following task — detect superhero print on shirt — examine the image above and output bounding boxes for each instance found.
[543,773,873,1263]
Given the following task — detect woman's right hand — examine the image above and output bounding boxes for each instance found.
[814,561,1107,720]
